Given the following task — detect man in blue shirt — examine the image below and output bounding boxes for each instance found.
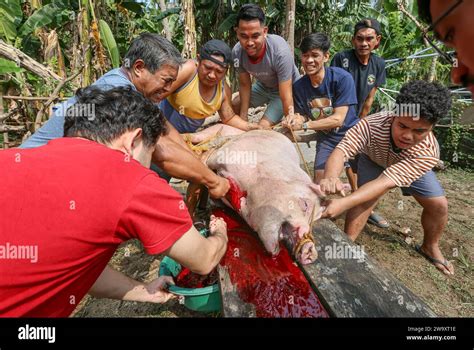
[20,33,230,198]
[283,33,358,183]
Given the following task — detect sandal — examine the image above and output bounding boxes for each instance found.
[415,244,454,275]
[367,212,389,228]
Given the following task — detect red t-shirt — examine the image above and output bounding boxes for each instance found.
[0,138,192,317]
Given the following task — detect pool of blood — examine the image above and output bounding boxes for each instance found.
[213,207,329,318]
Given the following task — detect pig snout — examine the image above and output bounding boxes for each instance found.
[297,241,318,265]
[281,220,318,265]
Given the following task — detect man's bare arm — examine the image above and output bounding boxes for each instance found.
[278,79,294,117]
[359,87,377,118]
[307,106,349,131]
[153,135,229,198]
[238,72,252,120]
[322,174,395,219]
[89,265,175,303]
[165,216,228,275]
[219,83,260,131]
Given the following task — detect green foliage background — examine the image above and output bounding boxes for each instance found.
[0,0,472,168]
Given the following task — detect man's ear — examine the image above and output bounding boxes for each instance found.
[323,51,330,63]
[132,59,146,77]
[263,26,268,36]
[124,128,143,155]
[374,35,382,50]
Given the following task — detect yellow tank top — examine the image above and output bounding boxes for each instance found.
[167,72,224,120]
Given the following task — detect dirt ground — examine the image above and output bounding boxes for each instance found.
[72,168,473,318]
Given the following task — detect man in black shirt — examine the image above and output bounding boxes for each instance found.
[331,18,388,228]
[331,18,386,118]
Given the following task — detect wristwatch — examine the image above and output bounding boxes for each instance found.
[302,122,308,132]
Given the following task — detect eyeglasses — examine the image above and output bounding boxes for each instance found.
[421,0,463,65]
[309,106,334,120]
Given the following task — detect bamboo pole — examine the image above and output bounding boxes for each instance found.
[0,91,8,149]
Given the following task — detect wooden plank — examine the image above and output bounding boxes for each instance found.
[300,219,437,317]
[217,265,256,317]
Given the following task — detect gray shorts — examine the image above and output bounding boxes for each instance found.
[250,81,283,123]
[357,153,445,198]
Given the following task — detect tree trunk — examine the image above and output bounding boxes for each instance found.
[182,0,196,59]
[284,0,296,54]
[159,0,172,41]
[80,0,92,86]
[428,56,438,82]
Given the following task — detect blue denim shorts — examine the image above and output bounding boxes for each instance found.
[357,153,445,198]
[314,138,352,171]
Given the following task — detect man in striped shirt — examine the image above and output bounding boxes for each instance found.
[320,80,454,275]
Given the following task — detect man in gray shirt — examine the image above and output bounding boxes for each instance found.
[231,4,300,128]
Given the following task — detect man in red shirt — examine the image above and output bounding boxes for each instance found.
[0,86,228,317]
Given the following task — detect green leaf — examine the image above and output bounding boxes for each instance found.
[0,16,17,41]
[19,1,70,37]
[0,57,23,74]
[119,1,144,14]
[0,0,21,41]
[0,0,22,22]
[218,13,237,34]
[99,19,120,68]
[155,7,180,21]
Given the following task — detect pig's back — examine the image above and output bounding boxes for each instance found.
[207,130,308,185]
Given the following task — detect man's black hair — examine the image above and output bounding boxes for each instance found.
[417,0,432,24]
[395,80,451,124]
[236,3,265,26]
[300,33,331,54]
[64,86,168,147]
[124,33,185,73]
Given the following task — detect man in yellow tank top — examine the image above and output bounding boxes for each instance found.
[160,39,261,133]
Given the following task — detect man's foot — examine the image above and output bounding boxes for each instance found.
[415,244,454,276]
[367,212,389,228]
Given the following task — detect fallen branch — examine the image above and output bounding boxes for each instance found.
[0,108,20,123]
[34,69,83,130]
[0,125,26,132]
[0,39,62,81]
[396,0,426,31]
[2,95,69,101]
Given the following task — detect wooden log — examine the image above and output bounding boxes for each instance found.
[300,219,437,317]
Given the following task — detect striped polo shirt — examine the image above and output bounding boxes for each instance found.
[336,111,440,187]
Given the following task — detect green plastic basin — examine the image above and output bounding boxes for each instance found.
[159,256,221,313]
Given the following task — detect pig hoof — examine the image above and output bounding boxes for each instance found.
[298,242,318,265]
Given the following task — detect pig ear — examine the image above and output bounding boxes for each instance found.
[308,183,325,197]
[313,205,326,221]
